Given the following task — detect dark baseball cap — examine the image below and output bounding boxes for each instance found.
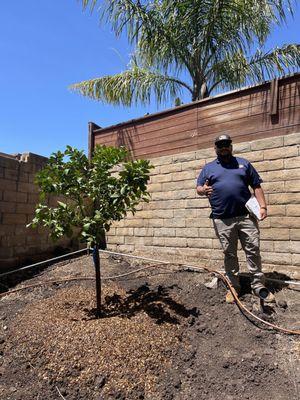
[214,134,232,144]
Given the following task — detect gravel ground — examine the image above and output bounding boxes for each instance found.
[0,253,299,400]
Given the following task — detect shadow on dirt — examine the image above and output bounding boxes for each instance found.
[86,284,199,324]
[236,272,292,324]
[0,247,84,294]
[239,271,290,296]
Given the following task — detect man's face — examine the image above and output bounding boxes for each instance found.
[215,140,232,157]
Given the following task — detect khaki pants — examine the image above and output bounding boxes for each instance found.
[213,215,265,291]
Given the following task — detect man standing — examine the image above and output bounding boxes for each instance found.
[196,134,275,304]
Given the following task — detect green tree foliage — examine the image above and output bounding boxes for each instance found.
[28,145,152,316]
[29,145,152,246]
[72,0,300,104]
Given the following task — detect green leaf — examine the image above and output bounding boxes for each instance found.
[29,144,153,248]
[57,201,67,209]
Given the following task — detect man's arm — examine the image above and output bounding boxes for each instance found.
[253,185,267,220]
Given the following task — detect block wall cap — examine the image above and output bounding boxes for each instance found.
[0,152,21,160]
[20,152,48,163]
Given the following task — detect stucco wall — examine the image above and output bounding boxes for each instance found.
[106,132,300,278]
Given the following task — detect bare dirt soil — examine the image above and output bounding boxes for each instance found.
[0,254,299,400]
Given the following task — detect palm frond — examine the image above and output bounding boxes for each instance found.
[77,0,98,10]
[208,43,300,92]
[69,64,192,106]
[76,1,298,103]
[80,0,98,11]
[100,1,153,42]
[247,43,300,82]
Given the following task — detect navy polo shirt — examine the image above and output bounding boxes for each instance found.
[197,156,263,219]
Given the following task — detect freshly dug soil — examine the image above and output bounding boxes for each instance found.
[0,254,299,400]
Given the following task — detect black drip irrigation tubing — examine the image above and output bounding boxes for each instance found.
[1,247,300,288]
[0,248,90,279]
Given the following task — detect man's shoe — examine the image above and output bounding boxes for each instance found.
[253,287,276,304]
[263,291,276,304]
[225,288,239,304]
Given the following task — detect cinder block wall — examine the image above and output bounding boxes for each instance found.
[0,152,76,272]
[107,132,300,278]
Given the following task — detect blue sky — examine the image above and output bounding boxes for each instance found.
[0,1,299,157]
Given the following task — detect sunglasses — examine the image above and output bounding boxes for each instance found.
[216,141,232,149]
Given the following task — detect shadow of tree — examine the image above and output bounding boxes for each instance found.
[87,284,199,324]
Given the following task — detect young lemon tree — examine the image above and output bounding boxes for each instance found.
[28,145,152,316]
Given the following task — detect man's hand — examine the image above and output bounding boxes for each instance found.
[260,207,268,220]
[253,186,268,221]
[197,180,213,197]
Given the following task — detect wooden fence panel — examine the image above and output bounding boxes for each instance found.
[92,74,300,159]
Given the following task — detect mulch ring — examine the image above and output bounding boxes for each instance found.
[0,254,299,400]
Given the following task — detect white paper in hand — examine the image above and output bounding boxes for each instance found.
[245,196,261,220]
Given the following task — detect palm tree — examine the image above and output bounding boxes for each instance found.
[72,0,300,105]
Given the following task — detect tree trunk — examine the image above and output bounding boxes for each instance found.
[192,80,200,101]
[93,244,101,317]
[98,228,107,250]
[192,80,209,101]
[200,82,209,99]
